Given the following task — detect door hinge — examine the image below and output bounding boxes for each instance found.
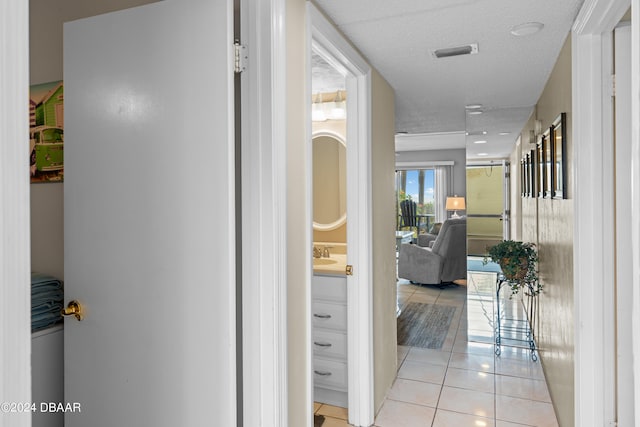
[610,74,616,96]
[234,42,247,74]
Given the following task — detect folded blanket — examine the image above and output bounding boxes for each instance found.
[31,273,64,332]
[32,310,64,332]
[32,289,64,306]
[31,272,63,288]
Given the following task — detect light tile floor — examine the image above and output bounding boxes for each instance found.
[314,271,559,427]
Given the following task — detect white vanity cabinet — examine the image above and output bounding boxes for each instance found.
[312,274,348,407]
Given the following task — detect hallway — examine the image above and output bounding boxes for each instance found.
[314,271,558,426]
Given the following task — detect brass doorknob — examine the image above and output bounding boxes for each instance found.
[345,265,353,276]
[61,300,84,321]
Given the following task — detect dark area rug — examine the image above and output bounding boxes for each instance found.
[397,302,456,349]
[314,414,325,427]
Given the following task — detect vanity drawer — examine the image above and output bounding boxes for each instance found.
[312,275,347,302]
[313,358,347,391]
[312,330,347,359]
[312,301,347,331]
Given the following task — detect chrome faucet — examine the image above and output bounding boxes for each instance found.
[313,246,322,258]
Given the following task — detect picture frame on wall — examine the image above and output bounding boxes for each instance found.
[543,128,552,198]
[523,154,529,197]
[536,138,544,198]
[529,149,536,198]
[522,156,527,197]
[551,113,567,199]
[520,159,526,197]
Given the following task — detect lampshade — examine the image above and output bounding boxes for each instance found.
[446,196,465,218]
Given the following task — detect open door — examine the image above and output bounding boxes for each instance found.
[63,2,236,425]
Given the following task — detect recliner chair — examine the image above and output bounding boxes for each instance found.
[398,217,467,286]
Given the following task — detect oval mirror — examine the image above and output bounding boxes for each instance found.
[313,131,347,231]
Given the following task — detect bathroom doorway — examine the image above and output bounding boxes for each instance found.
[308,3,375,425]
[310,46,349,408]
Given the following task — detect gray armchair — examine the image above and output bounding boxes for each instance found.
[417,222,442,248]
[398,217,467,286]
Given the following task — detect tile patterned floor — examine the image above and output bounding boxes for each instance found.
[314,271,559,427]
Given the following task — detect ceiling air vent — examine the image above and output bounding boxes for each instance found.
[433,43,478,59]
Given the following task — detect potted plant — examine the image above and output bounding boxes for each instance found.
[484,240,541,295]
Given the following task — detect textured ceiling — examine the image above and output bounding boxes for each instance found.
[313,0,584,160]
[312,51,346,94]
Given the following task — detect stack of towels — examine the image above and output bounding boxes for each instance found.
[31,273,64,332]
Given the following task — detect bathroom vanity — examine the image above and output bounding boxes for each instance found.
[312,273,348,407]
[311,127,349,407]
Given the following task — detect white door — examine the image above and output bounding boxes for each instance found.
[63,2,236,426]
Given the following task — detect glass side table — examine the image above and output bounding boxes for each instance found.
[395,230,414,248]
[494,274,539,361]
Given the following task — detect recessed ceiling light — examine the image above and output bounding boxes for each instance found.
[468,110,483,115]
[465,104,483,109]
[474,140,487,144]
[499,132,511,136]
[510,22,544,37]
[466,131,487,136]
[477,153,489,156]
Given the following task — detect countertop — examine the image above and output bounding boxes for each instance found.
[313,253,347,276]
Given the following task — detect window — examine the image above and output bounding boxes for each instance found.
[396,168,436,233]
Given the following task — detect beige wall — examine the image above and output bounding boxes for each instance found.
[515,34,574,427]
[313,224,347,243]
[370,69,398,412]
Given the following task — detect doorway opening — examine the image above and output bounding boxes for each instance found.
[310,47,350,411]
[308,3,374,425]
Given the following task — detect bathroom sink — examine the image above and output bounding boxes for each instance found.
[313,258,338,266]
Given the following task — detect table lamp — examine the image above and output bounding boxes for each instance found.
[446,196,465,218]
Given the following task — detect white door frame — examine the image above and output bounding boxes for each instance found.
[632,1,640,417]
[240,0,289,426]
[308,4,374,426]
[572,0,637,425]
[502,161,511,240]
[614,22,634,427]
[0,1,31,426]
